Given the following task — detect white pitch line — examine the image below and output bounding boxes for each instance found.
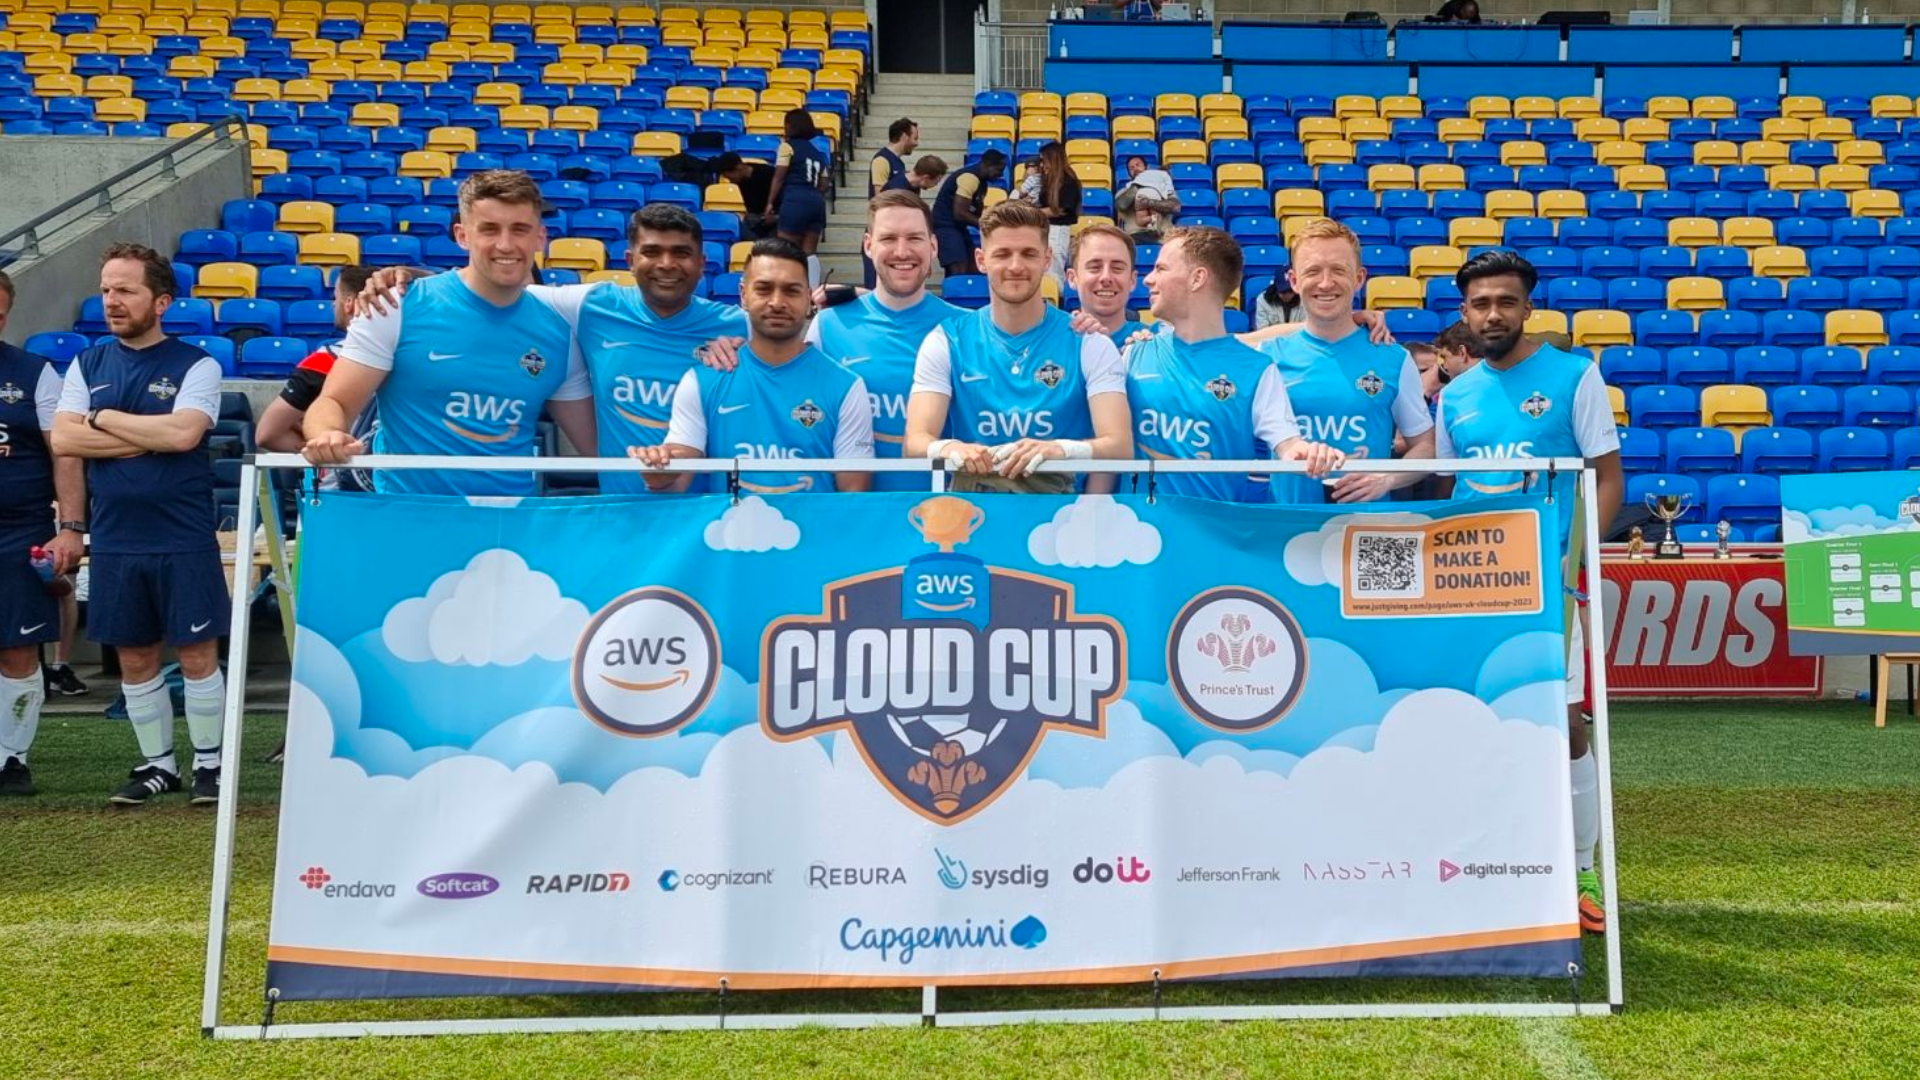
[1515,1017,1611,1080]
[0,918,265,940]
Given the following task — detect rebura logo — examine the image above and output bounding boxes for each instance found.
[936,849,1050,891]
[841,914,1047,965]
[297,866,395,900]
[442,391,527,444]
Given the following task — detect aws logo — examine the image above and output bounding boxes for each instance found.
[1459,443,1533,495]
[611,375,674,429]
[443,391,527,444]
[572,586,720,737]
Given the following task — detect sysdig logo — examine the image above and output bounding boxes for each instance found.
[840,914,1047,965]
[1072,855,1151,885]
[573,587,720,738]
[526,872,631,894]
[934,849,1049,891]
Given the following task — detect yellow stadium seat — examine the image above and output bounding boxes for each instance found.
[1379,95,1424,119]
[1852,189,1901,219]
[1272,188,1324,219]
[361,18,402,42]
[1449,217,1501,248]
[1559,96,1601,119]
[282,78,329,102]
[250,149,288,179]
[349,102,398,128]
[1331,94,1375,119]
[1623,117,1669,143]
[1700,384,1771,428]
[1019,115,1062,142]
[544,237,605,273]
[1836,140,1886,167]
[474,81,520,106]
[448,19,490,44]
[500,105,550,130]
[1204,116,1250,142]
[1618,165,1667,192]
[33,73,83,96]
[1668,217,1719,249]
[1607,385,1629,428]
[1072,162,1114,189]
[491,3,533,20]
[1500,141,1547,167]
[1719,217,1774,248]
[425,126,475,153]
[1873,94,1916,118]
[1537,190,1587,219]
[1760,117,1807,143]
[1155,93,1197,118]
[1063,91,1107,118]
[398,150,451,178]
[277,201,334,234]
[631,131,681,157]
[1198,92,1243,121]
[1064,138,1109,168]
[228,76,278,101]
[1216,162,1263,192]
[1526,310,1570,337]
[1364,276,1422,310]
[1780,95,1825,120]
[1418,163,1466,191]
[1595,141,1644,167]
[1304,139,1354,166]
[195,263,257,300]
[1741,140,1789,168]
[616,6,656,26]
[1753,246,1810,280]
[744,109,785,135]
[1692,140,1739,168]
[1484,192,1534,220]
[1020,90,1062,118]
[662,85,708,111]
[727,239,753,271]
[1163,138,1208,166]
[200,36,248,59]
[1646,96,1689,121]
[1574,117,1621,143]
[584,63,631,86]
[1109,115,1155,142]
[1296,116,1343,142]
[1367,164,1415,191]
[1409,245,1463,280]
[471,43,516,64]
[84,74,135,100]
[169,55,218,78]
[1692,96,1736,120]
[1437,117,1482,143]
[829,10,866,30]
[969,114,1014,141]
[606,43,649,64]
[1573,310,1633,349]
[95,96,144,122]
[1513,95,1556,120]
[1768,164,1816,191]
[552,105,597,131]
[1827,309,1888,347]
[1667,276,1724,312]
[1808,117,1853,143]
[64,33,110,54]
[1818,164,1869,191]
[426,41,470,61]
[702,181,747,214]
[540,61,585,86]
[298,232,358,267]
[1467,95,1510,119]
[403,60,449,82]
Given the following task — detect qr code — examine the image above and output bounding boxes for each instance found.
[1352,532,1424,598]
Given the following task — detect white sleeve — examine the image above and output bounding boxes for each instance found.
[1251,365,1302,450]
[1080,333,1127,397]
[56,361,90,416]
[1571,365,1622,457]
[910,325,953,397]
[834,377,875,458]
[529,282,597,402]
[34,364,63,430]
[803,317,823,350]
[525,281,601,321]
[175,357,224,421]
[663,369,706,452]
[1432,390,1456,458]
[1390,351,1434,437]
[334,303,403,372]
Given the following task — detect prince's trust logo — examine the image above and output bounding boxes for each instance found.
[761,497,1126,824]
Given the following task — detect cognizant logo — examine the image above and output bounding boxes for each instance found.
[839,915,1048,965]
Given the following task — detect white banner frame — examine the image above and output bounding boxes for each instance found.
[201,453,1624,1039]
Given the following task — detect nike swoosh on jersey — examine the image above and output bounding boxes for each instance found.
[840,355,871,366]
[959,373,989,383]
[1133,372,1163,381]
[1452,411,1481,425]
[428,351,461,361]
[718,403,750,414]
[599,340,641,350]
[189,620,213,633]
[1283,377,1307,388]
[89,384,113,393]
[18,623,47,635]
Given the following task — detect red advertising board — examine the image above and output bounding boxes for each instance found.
[1597,554,1823,698]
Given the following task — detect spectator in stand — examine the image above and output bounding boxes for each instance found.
[931,149,1008,278]
[1254,275,1305,328]
[1116,0,1161,19]
[256,265,380,492]
[909,155,951,192]
[764,108,834,285]
[1114,156,1179,240]
[1016,141,1083,283]
[712,152,777,239]
[863,117,922,286]
[1430,0,1482,22]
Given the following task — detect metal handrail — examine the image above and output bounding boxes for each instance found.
[0,115,249,262]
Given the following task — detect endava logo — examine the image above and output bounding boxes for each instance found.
[840,914,1048,965]
[573,587,720,738]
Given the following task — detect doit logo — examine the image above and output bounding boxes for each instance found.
[1073,856,1151,885]
[573,587,720,737]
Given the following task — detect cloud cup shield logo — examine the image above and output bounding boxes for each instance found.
[1168,587,1308,732]
[572,587,720,737]
[762,496,1126,825]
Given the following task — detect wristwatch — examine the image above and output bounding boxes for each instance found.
[58,520,86,534]
[85,408,103,429]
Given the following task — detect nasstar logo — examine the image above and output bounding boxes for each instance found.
[572,587,720,738]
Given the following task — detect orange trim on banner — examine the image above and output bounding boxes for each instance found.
[268,923,1579,990]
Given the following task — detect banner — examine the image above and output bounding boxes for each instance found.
[1783,472,1920,655]
[266,490,1581,1000]
[1599,556,1821,697]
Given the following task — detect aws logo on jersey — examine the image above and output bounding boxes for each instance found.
[1356,371,1384,398]
[791,400,825,429]
[1521,391,1552,419]
[1205,374,1237,402]
[761,496,1124,825]
[1033,360,1066,389]
[520,349,547,379]
[442,390,527,443]
[147,377,178,401]
[1459,442,1534,494]
[1137,408,1212,456]
[0,382,22,406]
[573,586,721,737]
[612,375,674,429]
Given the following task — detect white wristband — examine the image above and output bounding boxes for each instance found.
[1056,439,1093,460]
[927,438,969,464]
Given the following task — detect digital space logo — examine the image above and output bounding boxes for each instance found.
[572,586,720,737]
[1439,859,1553,882]
[416,872,499,899]
[1167,587,1308,732]
[762,496,1125,824]
[840,914,1047,965]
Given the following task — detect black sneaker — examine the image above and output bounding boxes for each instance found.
[264,740,285,765]
[190,766,221,806]
[0,757,34,796]
[44,665,88,697]
[109,764,182,806]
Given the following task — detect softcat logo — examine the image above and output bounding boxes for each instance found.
[572,587,720,737]
[443,390,527,444]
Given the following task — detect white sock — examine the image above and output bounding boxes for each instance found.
[124,676,178,773]
[1570,749,1599,873]
[1,669,44,763]
[184,670,225,771]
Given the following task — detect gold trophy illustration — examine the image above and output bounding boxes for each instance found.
[1646,492,1692,559]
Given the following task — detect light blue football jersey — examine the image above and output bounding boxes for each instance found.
[1126,332,1298,502]
[925,305,1115,444]
[669,343,873,495]
[1107,319,1147,351]
[1260,328,1430,505]
[808,291,958,491]
[337,272,587,496]
[567,285,749,494]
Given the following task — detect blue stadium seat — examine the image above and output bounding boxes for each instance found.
[1817,427,1891,471]
[1706,473,1780,526]
[1636,309,1697,349]
[1613,217,1665,249]
[1557,217,1611,249]
[397,206,452,238]
[1676,523,1743,545]
[362,235,423,267]
[1629,384,1699,429]
[1696,310,1759,350]
[1831,216,1884,247]
[1424,278,1462,312]
[1762,310,1825,348]
[285,300,336,340]
[1739,427,1815,475]
[1799,346,1865,386]
[1893,426,1920,469]
[1391,216,1445,248]
[180,335,238,377]
[73,297,108,336]
[1617,427,1662,473]
[1726,276,1785,313]
[1847,277,1905,312]
[239,232,299,268]
[1664,426,1737,475]
[1599,346,1665,389]
[1548,276,1605,312]
[239,336,307,378]
[1842,385,1915,427]
[22,331,87,364]
[944,275,988,309]
[1868,244,1920,277]
[1888,310,1920,347]
[1666,346,1730,387]
[1771,384,1843,428]
[221,199,277,234]
[423,236,466,269]
[1732,346,1799,387]
[1639,246,1694,280]
[1582,246,1636,280]
[1692,245,1750,280]
[1607,277,1665,313]
[162,298,214,337]
[257,264,326,302]
[1865,345,1920,386]
[215,298,282,337]
[1384,309,1440,342]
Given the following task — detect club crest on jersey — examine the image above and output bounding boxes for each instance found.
[1521,391,1552,419]
[1356,371,1384,398]
[1033,360,1065,388]
[1205,374,1237,402]
[147,377,178,401]
[762,496,1125,825]
[519,349,547,378]
[790,400,825,428]
[0,382,22,406]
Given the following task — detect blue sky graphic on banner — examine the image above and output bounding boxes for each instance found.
[1782,471,1920,655]
[268,490,1581,999]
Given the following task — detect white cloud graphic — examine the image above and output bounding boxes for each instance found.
[1282,511,1431,587]
[1027,494,1162,568]
[1783,504,1919,543]
[704,495,800,553]
[380,549,587,667]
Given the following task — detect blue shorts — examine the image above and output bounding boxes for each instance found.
[0,522,59,650]
[934,225,974,269]
[88,550,230,648]
[776,191,827,236]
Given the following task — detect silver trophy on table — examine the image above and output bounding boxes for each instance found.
[1646,492,1692,559]
[1714,520,1733,560]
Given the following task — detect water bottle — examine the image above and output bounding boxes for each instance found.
[29,546,73,598]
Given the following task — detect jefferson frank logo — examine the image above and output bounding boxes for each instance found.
[1166,587,1308,732]
[572,587,720,738]
[762,496,1125,825]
